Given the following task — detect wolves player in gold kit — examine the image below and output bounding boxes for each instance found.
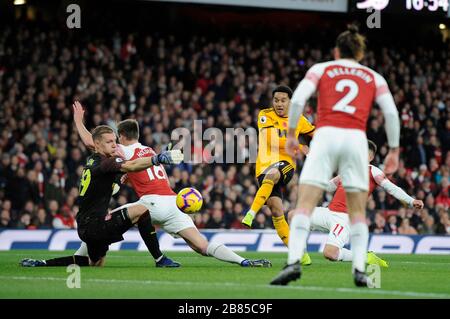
[242,86,314,265]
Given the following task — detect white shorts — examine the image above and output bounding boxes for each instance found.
[310,207,350,249]
[299,126,369,192]
[119,195,195,237]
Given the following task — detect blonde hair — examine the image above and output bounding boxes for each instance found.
[92,125,114,142]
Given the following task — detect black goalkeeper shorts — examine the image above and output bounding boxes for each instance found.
[77,208,133,263]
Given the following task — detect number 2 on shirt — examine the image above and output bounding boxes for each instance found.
[332,79,359,115]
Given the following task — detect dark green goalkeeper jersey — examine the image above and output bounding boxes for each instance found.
[76,153,124,226]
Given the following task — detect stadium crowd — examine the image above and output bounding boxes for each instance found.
[0,22,449,235]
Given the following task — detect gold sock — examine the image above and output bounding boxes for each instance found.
[250,179,275,213]
[272,215,290,246]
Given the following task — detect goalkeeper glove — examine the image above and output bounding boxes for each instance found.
[151,149,183,165]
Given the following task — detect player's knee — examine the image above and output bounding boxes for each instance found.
[265,169,281,183]
[323,246,339,261]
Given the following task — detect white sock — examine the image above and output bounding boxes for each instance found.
[247,210,256,218]
[288,214,311,265]
[337,248,353,261]
[350,222,369,272]
[206,242,245,264]
[75,242,88,257]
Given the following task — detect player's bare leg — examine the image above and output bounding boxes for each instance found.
[346,190,371,287]
[322,244,388,267]
[271,184,323,285]
[242,168,280,228]
[125,204,150,223]
[178,227,271,267]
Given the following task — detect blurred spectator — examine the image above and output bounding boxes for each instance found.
[418,215,436,235]
[0,210,12,228]
[398,218,418,235]
[47,200,60,220]
[436,212,450,235]
[366,198,377,223]
[0,20,448,234]
[15,213,32,229]
[35,208,52,229]
[205,209,226,229]
[52,207,76,229]
[370,212,387,234]
[253,213,271,229]
[44,173,65,205]
[385,215,398,234]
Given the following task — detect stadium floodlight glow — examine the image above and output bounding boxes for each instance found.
[13,0,26,5]
[439,24,447,30]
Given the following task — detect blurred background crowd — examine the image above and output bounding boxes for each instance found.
[0,1,449,235]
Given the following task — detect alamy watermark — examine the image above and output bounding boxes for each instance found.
[171,120,262,164]
[367,264,381,288]
[366,9,382,29]
[66,4,81,29]
[356,0,390,29]
[66,264,81,288]
[168,120,297,164]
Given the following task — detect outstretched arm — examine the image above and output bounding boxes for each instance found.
[73,101,95,150]
[99,150,184,174]
[120,150,184,173]
[372,166,423,209]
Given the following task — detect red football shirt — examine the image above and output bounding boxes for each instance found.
[119,143,175,197]
[328,165,381,213]
[304,59,389,131]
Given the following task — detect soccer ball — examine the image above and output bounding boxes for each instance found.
[176,187,203,214]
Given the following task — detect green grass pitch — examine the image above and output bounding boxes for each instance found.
[1,250,449,299]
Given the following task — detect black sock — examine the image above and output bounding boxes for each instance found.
[45,255,89,267]
[138,211,163,261]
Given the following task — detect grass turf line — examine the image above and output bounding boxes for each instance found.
[0,251,449,299]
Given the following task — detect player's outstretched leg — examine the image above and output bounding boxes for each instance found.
[20,255,90,267]
[178,227,271,267]
[20,241,90,267]
[242,169,279,228]
[323,244,388,268]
